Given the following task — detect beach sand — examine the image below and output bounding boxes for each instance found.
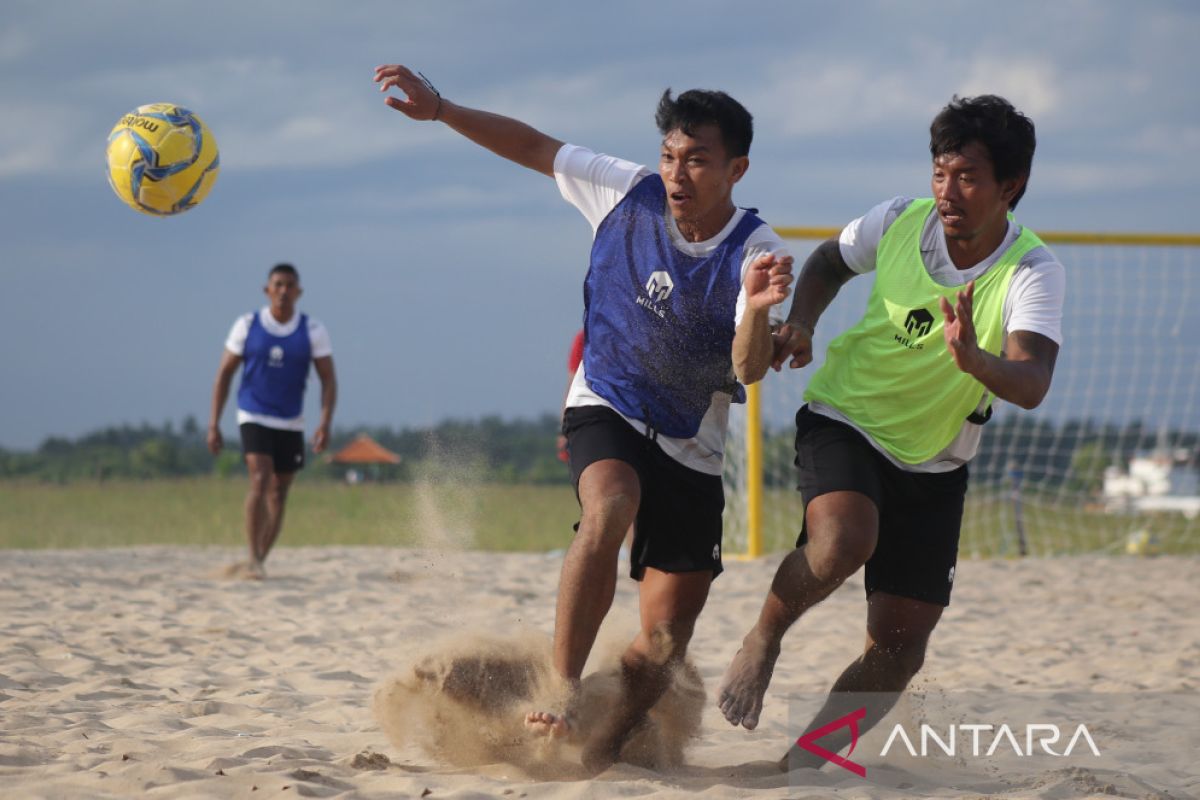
[0,546,1196,798]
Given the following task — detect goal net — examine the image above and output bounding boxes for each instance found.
[723,229,1200,558]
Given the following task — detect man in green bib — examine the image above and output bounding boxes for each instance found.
[717,95,1065,767]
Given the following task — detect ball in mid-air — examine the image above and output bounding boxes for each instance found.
[106,103,220,216]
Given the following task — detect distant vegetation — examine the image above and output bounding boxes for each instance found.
[1,413,1196,499]
[0,414,570,485]
[757,414,1200,494]
[2,414,1197,555]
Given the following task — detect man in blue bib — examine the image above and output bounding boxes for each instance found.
[375,63,793,770]
[207,264,338,579]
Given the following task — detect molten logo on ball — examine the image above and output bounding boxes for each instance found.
[106,103,220,216]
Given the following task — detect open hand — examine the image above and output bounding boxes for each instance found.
[939,280,983,375]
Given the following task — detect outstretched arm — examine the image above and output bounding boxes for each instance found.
[733,253,794,384]
[312,355,337,453]
[374,64,564,177]
[939,282,1058,409]
[772,239,857,370]
[207,351,241,455]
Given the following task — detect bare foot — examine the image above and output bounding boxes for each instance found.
[524,710,571,739]
[218,560,265,581]
[580,727,622,775]
[717,629,780,730]
[578,684,654,775]
[778,743,824,772]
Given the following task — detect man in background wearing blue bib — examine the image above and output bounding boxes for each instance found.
[207,264,338,579]
[375,63,793,771]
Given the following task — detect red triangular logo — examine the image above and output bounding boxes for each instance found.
[795,706,867,777]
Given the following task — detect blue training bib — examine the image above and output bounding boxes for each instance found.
[583,175,762,438]
[237,312,312,420]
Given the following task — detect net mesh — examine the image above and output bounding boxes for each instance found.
[723,234,1200,557]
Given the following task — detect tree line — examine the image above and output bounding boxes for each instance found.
[2,413,1196,494]
[0,415,570,484]
[756,414,1199,496]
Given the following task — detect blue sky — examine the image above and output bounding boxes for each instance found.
[1,0,1197,449]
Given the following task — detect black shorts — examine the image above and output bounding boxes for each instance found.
[239,423,305,473]
[563,405,724,581]
[793,406,967,606]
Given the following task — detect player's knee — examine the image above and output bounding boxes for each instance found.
[579,492,638,547]
[901,645,927,678]
[268,477,292,501]
[806,531,874,584]
[247,469,272,495]
[870,638,928,683]
[891,642,927,682]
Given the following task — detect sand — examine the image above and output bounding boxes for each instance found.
[0,546,1196,799]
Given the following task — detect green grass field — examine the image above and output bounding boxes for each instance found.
[0,478,1195,556]
[744,488,1199,558]
[0,478,581,551]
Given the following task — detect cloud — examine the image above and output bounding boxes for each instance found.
[0,103,83,178]
[469,63,660,149]
[0,55,454,177]
[0,139,58,177]
[747,56,938,138]
[1033,162,1165,193]
[0,26,32,62]
[957,58,1061,118]
[750,47,1071,144]
[1029,138,1200,198]
[1128,124,1200,157]
[287,181,558,221]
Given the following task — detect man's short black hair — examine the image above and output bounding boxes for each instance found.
[268,262,299,281]
[656,89,753,158]
[930,95,1036,209]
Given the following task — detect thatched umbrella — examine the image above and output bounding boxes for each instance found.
[328,434,400,481]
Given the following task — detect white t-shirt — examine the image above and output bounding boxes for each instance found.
[224,307,333,431]
[555,144,790,476]
[811,196,1066,472]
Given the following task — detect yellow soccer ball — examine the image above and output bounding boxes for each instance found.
[106,104,220,216]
